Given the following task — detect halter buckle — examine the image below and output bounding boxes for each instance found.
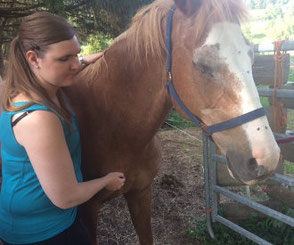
[167,72,172,81]
[200,124,210,135]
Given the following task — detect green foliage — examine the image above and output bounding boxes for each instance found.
[165,110,195,129]
[264,3,283,20]
[81,34,112,54]
[242,19,269,44]
[264,1,294,40]
[244,1,294,43]
[76,0,154,37]
[260,97,270,108]
[44,0,66,15]
[188,208,294,244]
[284,161,294,174]
[245,0,290,9]
[266,16,294,40]
[0,0,153,56]
[187,217,255,245]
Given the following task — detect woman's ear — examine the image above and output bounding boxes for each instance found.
[26,50,40,69]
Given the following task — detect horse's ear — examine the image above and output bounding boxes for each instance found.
[174,0,202,16]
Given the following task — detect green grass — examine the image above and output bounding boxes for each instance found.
[285,160,294,174]
[188,208,294,244]
[165,109,195,129]
[252,33,266,39]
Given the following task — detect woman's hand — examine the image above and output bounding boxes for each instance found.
[80,52,104,65]
[104,172,126,191]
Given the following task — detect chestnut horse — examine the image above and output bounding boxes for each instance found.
[0,0,280,244]
[64,0,280,243]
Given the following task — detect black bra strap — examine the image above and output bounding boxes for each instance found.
[12,110,35,127]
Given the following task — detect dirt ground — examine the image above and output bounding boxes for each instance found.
[97,128,205,245]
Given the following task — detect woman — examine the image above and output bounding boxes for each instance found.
[0,12,125,245]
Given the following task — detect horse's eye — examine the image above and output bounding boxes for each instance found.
[194,63,214,77]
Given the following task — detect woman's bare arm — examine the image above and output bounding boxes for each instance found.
[13,110,125,209]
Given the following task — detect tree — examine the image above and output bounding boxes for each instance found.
[265,1,294,40]
[0,0,93,75]
[81,34,113,54]
[264,3,283,20]
[0,0,154,76]
[245,0,290,9]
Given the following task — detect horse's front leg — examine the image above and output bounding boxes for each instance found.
[78,200,101,245]
[124,185,154,245]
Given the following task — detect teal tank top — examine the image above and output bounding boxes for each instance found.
[0,103,83,244]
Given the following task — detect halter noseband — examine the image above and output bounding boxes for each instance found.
[165,7,266,136]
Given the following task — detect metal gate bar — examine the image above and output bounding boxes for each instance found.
[214,185,294,227]
[215,215,272,245]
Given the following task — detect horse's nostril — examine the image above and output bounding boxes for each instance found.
[248,158,258,171]
[248,158,268,177]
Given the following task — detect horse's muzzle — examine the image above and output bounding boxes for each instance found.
[225,152,276,185]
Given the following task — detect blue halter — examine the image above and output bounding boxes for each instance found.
[165,7,266,136]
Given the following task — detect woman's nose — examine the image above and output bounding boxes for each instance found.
[71,56,81,71]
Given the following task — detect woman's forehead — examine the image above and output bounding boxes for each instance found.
[46,36,80,57]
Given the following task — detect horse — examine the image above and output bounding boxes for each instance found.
[0,0,280,244]
[62,0,281,243]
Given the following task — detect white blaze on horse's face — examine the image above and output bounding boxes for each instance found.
[194,22,280,184]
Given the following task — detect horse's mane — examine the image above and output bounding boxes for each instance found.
[119,0,248,60]
[114,0,174,63]
[83,0,248,81]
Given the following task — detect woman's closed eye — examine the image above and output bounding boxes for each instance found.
[58,56,70,62]
[58,54,80,62]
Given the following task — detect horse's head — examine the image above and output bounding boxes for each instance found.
[170,0,280,184]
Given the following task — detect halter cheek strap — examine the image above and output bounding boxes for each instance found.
[165,7,267,136]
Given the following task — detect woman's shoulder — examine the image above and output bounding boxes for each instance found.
[14,108,60,128]
[13,109,64,146]
[11,94,65,130]
[12,95,60,128]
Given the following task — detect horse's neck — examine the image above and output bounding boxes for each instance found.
[71,42,171,146]
[104,45,170,132]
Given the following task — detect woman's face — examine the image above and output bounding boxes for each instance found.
[33,36,81,95]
